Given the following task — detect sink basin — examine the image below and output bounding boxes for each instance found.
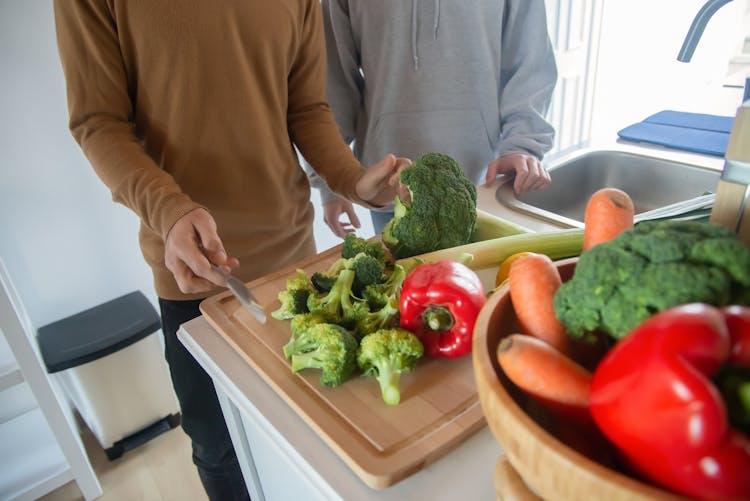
[495,150,721,228]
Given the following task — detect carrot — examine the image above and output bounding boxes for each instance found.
[508,252,571,355]
[582,187,634,251]
[497,333,591,420]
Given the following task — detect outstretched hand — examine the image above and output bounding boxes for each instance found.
[356,154,412,208]
[485,153,551,193]
[323,198,361,238]
[164,208,239,294]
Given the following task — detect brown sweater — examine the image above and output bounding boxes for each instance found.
[54,0,366,300]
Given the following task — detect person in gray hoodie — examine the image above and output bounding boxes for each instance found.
[312,0,558,237]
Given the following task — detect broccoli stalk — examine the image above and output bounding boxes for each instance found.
[355,297,400,338]
[356,328,424,406]
[289,323,358,387]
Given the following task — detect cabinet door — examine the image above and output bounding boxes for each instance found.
[545,0,604,155]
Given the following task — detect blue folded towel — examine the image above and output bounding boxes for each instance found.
[617,110,733,157]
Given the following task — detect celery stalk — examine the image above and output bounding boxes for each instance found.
[396,228,584,270]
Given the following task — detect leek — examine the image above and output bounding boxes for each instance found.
[396,228,584,270]
[471,209,529,242]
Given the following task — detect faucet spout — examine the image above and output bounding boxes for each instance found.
[677,0,734,62]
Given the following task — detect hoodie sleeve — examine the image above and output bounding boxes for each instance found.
[497,0,558,160]
[306,0,365,206]
[54,0,203,239]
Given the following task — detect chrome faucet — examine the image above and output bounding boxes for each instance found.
[677,0,734,62]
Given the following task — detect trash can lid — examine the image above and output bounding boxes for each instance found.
[37,291,161,373]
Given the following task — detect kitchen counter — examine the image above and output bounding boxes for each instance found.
[177,316,501,501]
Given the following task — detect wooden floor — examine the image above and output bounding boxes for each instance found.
[39,420,207,501]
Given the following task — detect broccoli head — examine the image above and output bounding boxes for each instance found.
[381,152,477,259]
[289,323,358,387]
[554,220,750,341]
[356,328,424,405]
[342,233,387,262]
[271,269,315,320]
[347,252,386,295]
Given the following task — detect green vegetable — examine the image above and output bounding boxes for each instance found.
[288,323,358,387]
[355,297,400,338]
[311,252,385,295]
[361,263,408,311]
[396,228,584,271]
[307,269,369,327]
[356,328,424,406]
[382,152,477,259]
[554,220,750,341]
[271,269,315,320]
[341,233,387,262]
[472,208,529,242]
[283,312,328,359]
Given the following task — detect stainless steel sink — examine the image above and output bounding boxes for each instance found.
[495,150,721,228]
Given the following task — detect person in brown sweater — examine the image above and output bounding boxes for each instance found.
[53,2,406,499]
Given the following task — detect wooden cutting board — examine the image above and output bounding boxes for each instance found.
[199,244,486,489]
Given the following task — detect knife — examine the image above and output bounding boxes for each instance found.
[211,263,267,324]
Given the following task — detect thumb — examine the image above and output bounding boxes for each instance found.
[194,217,227,266]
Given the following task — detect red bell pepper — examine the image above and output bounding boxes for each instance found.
[399,261,486,358]
[590,303,750,501]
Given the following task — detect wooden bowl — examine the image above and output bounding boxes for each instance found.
[472,257,685,500]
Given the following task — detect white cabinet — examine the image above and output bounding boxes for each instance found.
[0,260,101,501]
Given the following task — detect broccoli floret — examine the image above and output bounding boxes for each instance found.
[342,233,387,262]
[288,323,358,387]
[347,252,386,295]
[307,268,369,327]
[271,269,315,320]
[356,328,424,406]
[554,220,750,341]
[361,263,408,310]
[283,312,329,359]
[355,297,400,338]
[381,152,477,259]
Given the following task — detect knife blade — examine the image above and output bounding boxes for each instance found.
[211,264,267,324]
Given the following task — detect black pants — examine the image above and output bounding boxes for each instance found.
[159,298,251,501]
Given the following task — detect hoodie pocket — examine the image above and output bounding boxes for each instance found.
[362,108,496,185]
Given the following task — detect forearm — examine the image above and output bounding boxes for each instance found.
[498,0,558,159]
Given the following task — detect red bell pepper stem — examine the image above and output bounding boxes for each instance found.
[399,261,486,358]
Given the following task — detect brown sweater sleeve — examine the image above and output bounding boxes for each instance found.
[53,0,202,238]
[286,0,367,206]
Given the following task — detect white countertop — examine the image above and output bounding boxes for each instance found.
[178,317,502,500]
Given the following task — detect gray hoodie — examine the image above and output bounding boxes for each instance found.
[312,0,558,208]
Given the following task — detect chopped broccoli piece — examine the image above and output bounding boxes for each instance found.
[271,269,315,320]
[347,252,386,295]
[355,297,400,338]
[357,328,424,405]
[289,323,358,387]
[307,268,369,327]
[361,263,408,311]
[382,152,477,259]
[283,312,329,359]
[554,220,750,341]
[342,233,387,262]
